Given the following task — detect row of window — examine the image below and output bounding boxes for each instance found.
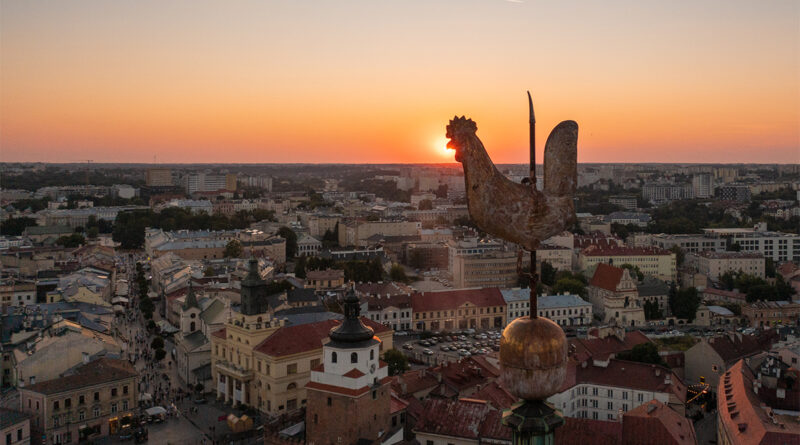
[415,306,504,320]
[51,400,129,426]
[50,386,128,412]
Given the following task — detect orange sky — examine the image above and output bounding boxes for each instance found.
[1,1,798,164]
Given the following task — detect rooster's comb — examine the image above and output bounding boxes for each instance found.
[446,116,477,139]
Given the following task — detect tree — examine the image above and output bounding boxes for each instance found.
[727,242,742,252]
[643,299,662,320]
[765,258,776,278]
[294,256,307,279]
[204,266,215,277]
[322,228,338,248]
[154,348,166,361]
[670,287,700,321]
[278,227,298,258]
[611,223,630,240]
[390,264,408,282]
[383,349,410,376]
[151,336,165,350]
[620,264,644,281]
[0,217,37,236]
[669,245,685,267]
[418,199,433,210]
[224,239,243,258]
[86,226,100,239]
[553,277,586,297]
[56,233,86,248]
[540,261,556,287]
[617,343,665,366]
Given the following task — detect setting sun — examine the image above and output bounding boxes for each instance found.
[435,137,452,158]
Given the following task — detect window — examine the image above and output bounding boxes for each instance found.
[287,383,297,390]
[327,397,332,407]
[622,392,628,400]
[93,406,100,417]
[331,352,337,363]
[637,394,644,402]
[372,390,377,400]
[79,395,85,405]
[351,352,358,363]
[607,389,613,398]
[111,403,118,414]
[79,411,85,421]
[111,387,118,397]
[94,392,99,401]
[53,401,59,411]
[607,402,613,410]
[370,349,374,360]
[622,404,628,411]
[122,400,128,410]
[65,398,71,408]
[123,385,129,395]
[311,358,320,369]
[287,363,297,375]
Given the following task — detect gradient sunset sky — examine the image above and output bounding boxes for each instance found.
[1,0,798,164]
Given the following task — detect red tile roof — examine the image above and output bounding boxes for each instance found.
[707,331,778,365]
[478,408,512,440]
[413,398,495,439]
[436,359,492,392]
[254,317,389,357]
[555,418,622,445]
[717,360,800,444]
[392,369,440,396]
[342,368,365,378]
[589,263,627,292]
[471,381,517,409]
[211,327,226,339]
[623,399,697,444]
[574,233,624,250]
[22,358,137,396]
[389,391,409,414]
[570,330,651,362]
[411,287,506,313]
[569,359,687,403]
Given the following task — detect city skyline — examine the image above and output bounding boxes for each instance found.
[1,0,798,164]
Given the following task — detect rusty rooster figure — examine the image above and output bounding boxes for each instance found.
[446,114,577,251]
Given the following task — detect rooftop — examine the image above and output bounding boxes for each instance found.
[623,399,697,444]
[411,287,506,313]
[582,245,672,257]
[253,317,389,357]
[22,358,137,396]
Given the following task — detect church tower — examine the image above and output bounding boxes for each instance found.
[179,283,201,334]
[305,287,391,445]
[240,258,268,315]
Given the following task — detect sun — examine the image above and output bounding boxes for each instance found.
[434,137,452,158]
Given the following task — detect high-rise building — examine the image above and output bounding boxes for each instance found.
[145,168,174,187]
[691,174,713,199]
[183,173,237,194]
[717,184,751,202]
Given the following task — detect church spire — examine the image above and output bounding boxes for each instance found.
[329,285,374,344]
[182,281,199,310]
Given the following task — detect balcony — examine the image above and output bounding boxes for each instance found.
[214,360,254,380]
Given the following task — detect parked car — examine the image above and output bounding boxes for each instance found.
[403,344,414,350]
[423,349,434,356]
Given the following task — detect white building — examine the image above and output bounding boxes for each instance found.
[548,359,686,421]
[502,289,593,327]
[702,224,800,262]
[296,234,322,257]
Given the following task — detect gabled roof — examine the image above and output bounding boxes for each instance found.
[568,359,687,403]
[411,287,506,313]
[413,398,495,439]
[590,263,634,293]
[253,317,389,357]
[623,399,697,444]
[471,381,516,409]
[570,330,652,362]
[706,331,778,364]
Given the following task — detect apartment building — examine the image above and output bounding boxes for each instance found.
[702,225,800,262]
[742,301,800,328]
[145,168,174,187]
[691,251,764,280]
[19,358,138,445]
[410,287,506,331]
[579,245,676,282]
[649,234,726,254]
[451,249,519,289]
[536,245,572,271]
[183,173,237,194]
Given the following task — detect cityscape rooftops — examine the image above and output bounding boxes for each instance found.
[622,399,697,444]
[538,294,592,309]
[695,251,764,259]
[582,245,673,256]
[22,357,136,396]
[252,317,389,357]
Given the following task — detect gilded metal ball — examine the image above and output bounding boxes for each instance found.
[499,316,567,400]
